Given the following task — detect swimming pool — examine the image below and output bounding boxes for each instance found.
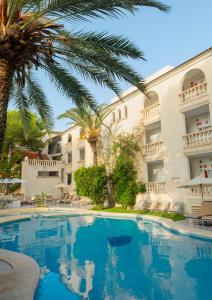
[0,215,212,300]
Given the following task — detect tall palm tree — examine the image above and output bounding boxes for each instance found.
[58,104,111,165]
[0,0,169,154]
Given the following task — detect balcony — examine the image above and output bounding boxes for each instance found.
[25,159,64,168]
[146,182,166,193]
[143,141,163,161]
[144,103,160,118]
[179,81,208,111]
[183,128,212,154]
[187,186,212,202]
[48,146,62,155]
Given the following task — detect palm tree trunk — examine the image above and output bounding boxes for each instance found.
[0,59,13,154]
[89,141,98,166]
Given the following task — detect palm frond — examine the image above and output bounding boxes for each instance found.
[43,63,97,110]
[58,29,145,59]
[36,0,170,22]
[25,73,54,128]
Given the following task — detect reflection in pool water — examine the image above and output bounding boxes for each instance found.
[0,215,212,300]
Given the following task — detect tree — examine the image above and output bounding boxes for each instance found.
[0,0,169,154]
[3,110,46,155]
[58,104,111,165]
[112,134,140,208]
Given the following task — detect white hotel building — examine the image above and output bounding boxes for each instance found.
[22,48,212,213]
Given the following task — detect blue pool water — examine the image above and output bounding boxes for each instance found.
[0,215,212,300]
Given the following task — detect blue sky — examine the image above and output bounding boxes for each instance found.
[37,0,212,131]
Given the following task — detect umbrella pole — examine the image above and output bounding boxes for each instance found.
[200,184,204,202]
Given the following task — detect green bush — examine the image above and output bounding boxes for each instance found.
[74,165,107,207]
[137,182,146,194]
[37,192,47,207]
[120,181,138,208]
[113,154,138,208]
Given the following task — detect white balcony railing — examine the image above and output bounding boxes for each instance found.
[144,103,160,119]
[179,81,207,105]
[27,159,62,167]
[183,128,212,148]
[146,182,166,193]
[143,141,163,156]
[188,186,212,197]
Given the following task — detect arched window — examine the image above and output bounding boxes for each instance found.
[124,106,128,118]
[67,134,72,143]
[182,69,206,91]
[144,91,159,108]
[118,109,121,121]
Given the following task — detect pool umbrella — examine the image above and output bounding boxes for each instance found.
[55,183,69,199]
[0,178,27,184]
[178,176,212,201]
[0,178,28,194]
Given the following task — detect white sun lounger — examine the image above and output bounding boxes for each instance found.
[170,202,184,214]
[159,201,170,212]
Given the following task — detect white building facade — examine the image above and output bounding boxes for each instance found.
[22,48,212,212]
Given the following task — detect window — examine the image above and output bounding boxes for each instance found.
[67,134,72,143]
[61,168,64,183]
[38,171,59,177]
[124,106,128,118]
[67,173,72,185]
[67,152,72,164]
[118,109,121,121]
[79,148,85,161]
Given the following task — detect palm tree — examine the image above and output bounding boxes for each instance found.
[0,0,169,154]
[58,104,111,165]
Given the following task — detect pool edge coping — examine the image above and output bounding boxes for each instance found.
[0,249,40,300]
[0,208,212,240]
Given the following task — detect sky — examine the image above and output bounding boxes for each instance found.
[33,0,212,131]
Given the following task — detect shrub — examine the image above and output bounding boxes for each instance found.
[74,165,107,207]
[137,182,146,194]
[37,192,47,207]
[120,181,138,208]
[113,154,137,208]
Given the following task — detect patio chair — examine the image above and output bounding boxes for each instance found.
[134,199,149,210]
[169,202,184,214]
[148,201,161,211]
[185,201,212,225]
[159,201,170,212]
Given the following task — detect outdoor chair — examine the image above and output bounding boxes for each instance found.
[169,202,184,214]
[201,215,212,226]
[185,201,212,225]
[148,201,161,211]
[134,199,149,210]
[159,201,170,212]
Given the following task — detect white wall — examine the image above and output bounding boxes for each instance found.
[22,49,212,212]
[21,160,65,198]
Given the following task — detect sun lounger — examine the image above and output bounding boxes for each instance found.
[159,201,170,212]
[201,215,212,226]
[148,201,161,211]
[134,200,150,210]
[185,201,212,224]
[170,202,184,214]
